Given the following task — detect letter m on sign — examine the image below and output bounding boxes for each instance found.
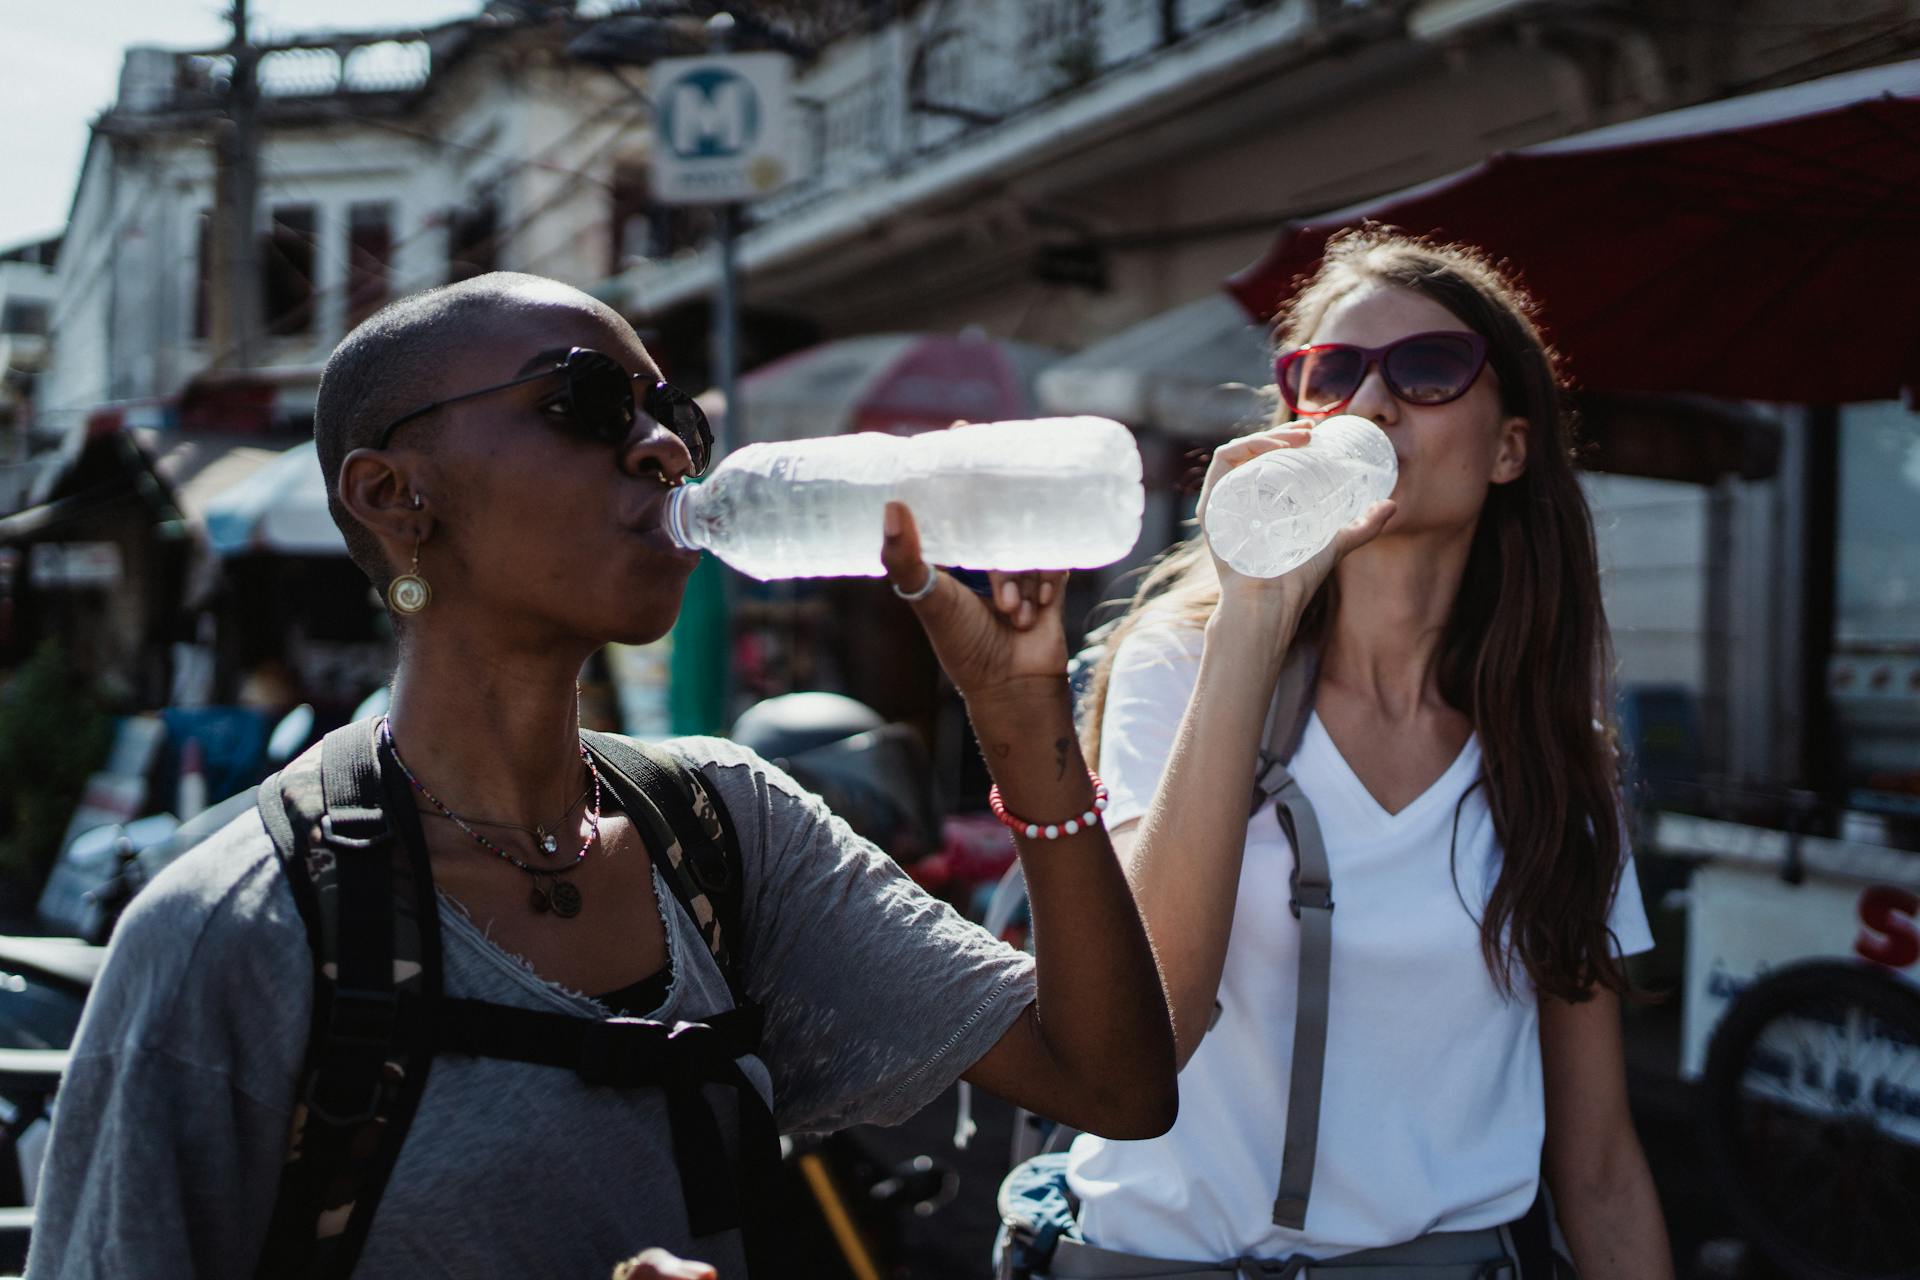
[664,69,758,158]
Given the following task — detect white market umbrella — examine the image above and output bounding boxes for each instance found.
[201,440,348,556]
[1036,293,1275,440]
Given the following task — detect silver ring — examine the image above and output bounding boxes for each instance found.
[891,569,938,602]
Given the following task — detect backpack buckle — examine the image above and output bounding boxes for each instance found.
[326,987,400,1046]
[320,807,390,851]
[579,1016,672,1088]
[1288,867,1333,920]
[306,988,400,1125]
[1251,752,1289,817]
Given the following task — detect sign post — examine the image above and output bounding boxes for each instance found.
[651,25,796,735]
[651,39,798,451]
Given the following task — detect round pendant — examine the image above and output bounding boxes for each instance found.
[539,830,559,855]
[548,880,583,919]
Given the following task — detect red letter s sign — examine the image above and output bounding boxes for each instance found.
[1855,885,1920,971]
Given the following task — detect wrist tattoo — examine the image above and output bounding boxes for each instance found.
[1055,736,1071,780]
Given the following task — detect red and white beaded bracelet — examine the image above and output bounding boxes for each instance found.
[988,772,1111,841]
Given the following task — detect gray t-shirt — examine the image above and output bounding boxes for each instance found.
[26,736,1036,1278]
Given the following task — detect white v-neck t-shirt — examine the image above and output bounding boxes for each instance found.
[1067,625,1653,1262]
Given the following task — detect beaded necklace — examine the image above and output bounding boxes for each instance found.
[379,716,603,919]
[419,787,592,855]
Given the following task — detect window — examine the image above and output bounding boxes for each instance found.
[447,199,499,283]
[345,202,394,328]
[610,167,651,273]
[1832,401,1920,798]
[923,34,971,104]
[824,85,883,166]
[261,204,317,336]
[193,210,212,340]
[1,300,49,336]
[608,166,711,268]
[1027,0,1093,46]
[1836,403,1920,648]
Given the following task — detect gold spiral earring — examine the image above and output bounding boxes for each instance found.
[387,497,432,615]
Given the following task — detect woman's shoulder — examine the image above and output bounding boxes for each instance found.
[1106,615,1207,684]
[119,805,303,946]
[648,734,823,811]
[82,805,312,1066]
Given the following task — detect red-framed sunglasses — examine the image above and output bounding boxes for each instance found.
[377,346,713,476]
[1276,330,1489,417]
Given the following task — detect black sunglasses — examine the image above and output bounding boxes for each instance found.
[376,346,713,477]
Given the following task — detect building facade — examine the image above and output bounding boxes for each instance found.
[0,236,58,462]
[621,0,1920,352]
[36,9,648,433]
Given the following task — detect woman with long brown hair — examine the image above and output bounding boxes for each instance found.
[1049,230,1671,1276]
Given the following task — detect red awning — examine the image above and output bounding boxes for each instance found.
[1224,59,1920,404]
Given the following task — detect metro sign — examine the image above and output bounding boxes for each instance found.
[662,68,760,157]
[651,53,797,204]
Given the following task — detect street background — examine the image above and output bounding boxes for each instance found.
[3,2,1920,1277]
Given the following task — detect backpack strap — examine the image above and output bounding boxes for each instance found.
[1247,645,1333,1232]
[253,719,442,1280]
[255,724,770,1270]
[459,732,778,1262]
[580,731,749,1010]
[434,996,777,1243]
[1250,643,1320,817]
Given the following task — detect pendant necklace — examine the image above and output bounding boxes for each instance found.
[379,717,603,919]
[419,788,591,856]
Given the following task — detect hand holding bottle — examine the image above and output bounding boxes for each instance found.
[1197,420,1396,615]
[879,501,1068,712]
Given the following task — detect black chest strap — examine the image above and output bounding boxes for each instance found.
[435,998,775,1239]
[257,722,774,1275]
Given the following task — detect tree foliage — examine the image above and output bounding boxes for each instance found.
[0,642,112,891]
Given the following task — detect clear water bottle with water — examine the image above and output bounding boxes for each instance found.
[665,417,1145,581]
[1202,414,1398,579]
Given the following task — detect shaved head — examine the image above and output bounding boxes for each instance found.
[314,272,633,590]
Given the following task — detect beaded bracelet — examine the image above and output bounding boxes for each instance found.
[988,771,1110,841]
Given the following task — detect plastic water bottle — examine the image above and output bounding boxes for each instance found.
[1202,414,1397,578]
[665,417,1145,581]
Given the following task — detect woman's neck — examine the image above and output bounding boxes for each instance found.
[384,625,594,826]
[1322,525,1475,721]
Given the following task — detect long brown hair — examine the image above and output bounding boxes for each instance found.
[1084,227,1628,1002]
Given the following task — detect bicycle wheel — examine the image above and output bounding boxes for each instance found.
[1702,960,1920,1280]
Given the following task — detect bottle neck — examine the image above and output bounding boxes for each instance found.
[665,484,698,550]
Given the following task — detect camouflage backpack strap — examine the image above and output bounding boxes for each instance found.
[253,718,443,1280]
[580,731,750,1012]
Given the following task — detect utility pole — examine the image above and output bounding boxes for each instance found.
[709,11,743,451]
[210,0,263,370]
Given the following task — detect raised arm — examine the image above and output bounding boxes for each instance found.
[1113,426,1393,1067]
[879,504,1176,1140]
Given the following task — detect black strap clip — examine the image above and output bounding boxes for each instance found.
[306,987,400,1125]
[319,806,391,852]
[578,1017,676,1088]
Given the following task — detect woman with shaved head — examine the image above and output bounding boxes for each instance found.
[28,273,1176,1279]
